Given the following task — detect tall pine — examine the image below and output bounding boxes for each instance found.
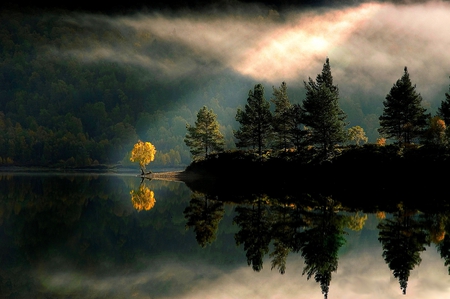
[271,82,294,152]
[234,84,272,158]
[302,58,347,158]
[378,67,429,144]
[185,106,224,160]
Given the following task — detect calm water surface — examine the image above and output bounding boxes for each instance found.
[0,172,449,299]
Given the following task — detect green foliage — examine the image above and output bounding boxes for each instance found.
[271,82,300,153]
[378,67,429,144]
[302,58,347,158]
[234,84,273,157]
[184,106,224,160]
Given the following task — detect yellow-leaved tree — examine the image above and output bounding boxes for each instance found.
[130,140,156,174]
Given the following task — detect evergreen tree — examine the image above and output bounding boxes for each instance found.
[378,67,429,144]
[437,77,450,125]
[234,84,272,157]
[184,106,224,160]
[302,58,347,158]
[271,82,293,152]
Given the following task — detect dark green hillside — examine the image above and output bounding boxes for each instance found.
[0,11,252,167]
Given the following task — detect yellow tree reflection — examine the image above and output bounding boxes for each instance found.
[130,183,156,211]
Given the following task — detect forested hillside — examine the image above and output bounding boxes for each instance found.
[0,11,254,167]
[0,9,445,168]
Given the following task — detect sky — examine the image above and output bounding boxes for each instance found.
[50,0,450,110]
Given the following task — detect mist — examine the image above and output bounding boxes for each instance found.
[51,0,450,103]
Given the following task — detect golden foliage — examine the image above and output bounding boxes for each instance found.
[346,212,368,231]
[130,184,156,211]
[376,137,386,146]
[376,211,386,219]
[437,119,446,130]
[347,126,368,146]
[130,140,156,171]
[427,116,447,144]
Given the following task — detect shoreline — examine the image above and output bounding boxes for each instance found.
[143,170,201,182]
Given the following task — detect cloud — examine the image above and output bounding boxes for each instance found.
[330,1,450,98]
[50,0,450,104]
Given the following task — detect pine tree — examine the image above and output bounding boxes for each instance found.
[271,81,294,152]
[184,106,224,160]
[302,58,347,158]
[234,84,272,157]
[378,67,429,144]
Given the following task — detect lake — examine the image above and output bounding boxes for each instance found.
[1,172,449,299]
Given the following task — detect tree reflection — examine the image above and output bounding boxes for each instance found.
[130,180,156,211]
[231,193,347,299]
[184,192,225,247]
[297,196,346,299]
[377,206,429,294]
[432,213,450,274]
[233,195,272,272]
[269,201,306,274]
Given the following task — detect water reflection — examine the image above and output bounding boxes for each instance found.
[130,179,156,211]
[221,194,351,299]
[1,173,450,298]
[183,189,450,298]
[378,207,429,294]
[184,192,225,247]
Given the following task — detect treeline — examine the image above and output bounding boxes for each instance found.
[184,62,450,169]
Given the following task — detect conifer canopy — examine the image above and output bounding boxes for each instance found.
[378,67,429,144]
[185,106,224,159]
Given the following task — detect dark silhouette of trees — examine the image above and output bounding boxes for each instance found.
[377,208,429,294]
[301,58,347,159]
[269,202,306,274]
[378,67,429,144]
[297,196,346,299]
[234,84,273,158]
[183,192,225,247]
[233,196,272,271]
